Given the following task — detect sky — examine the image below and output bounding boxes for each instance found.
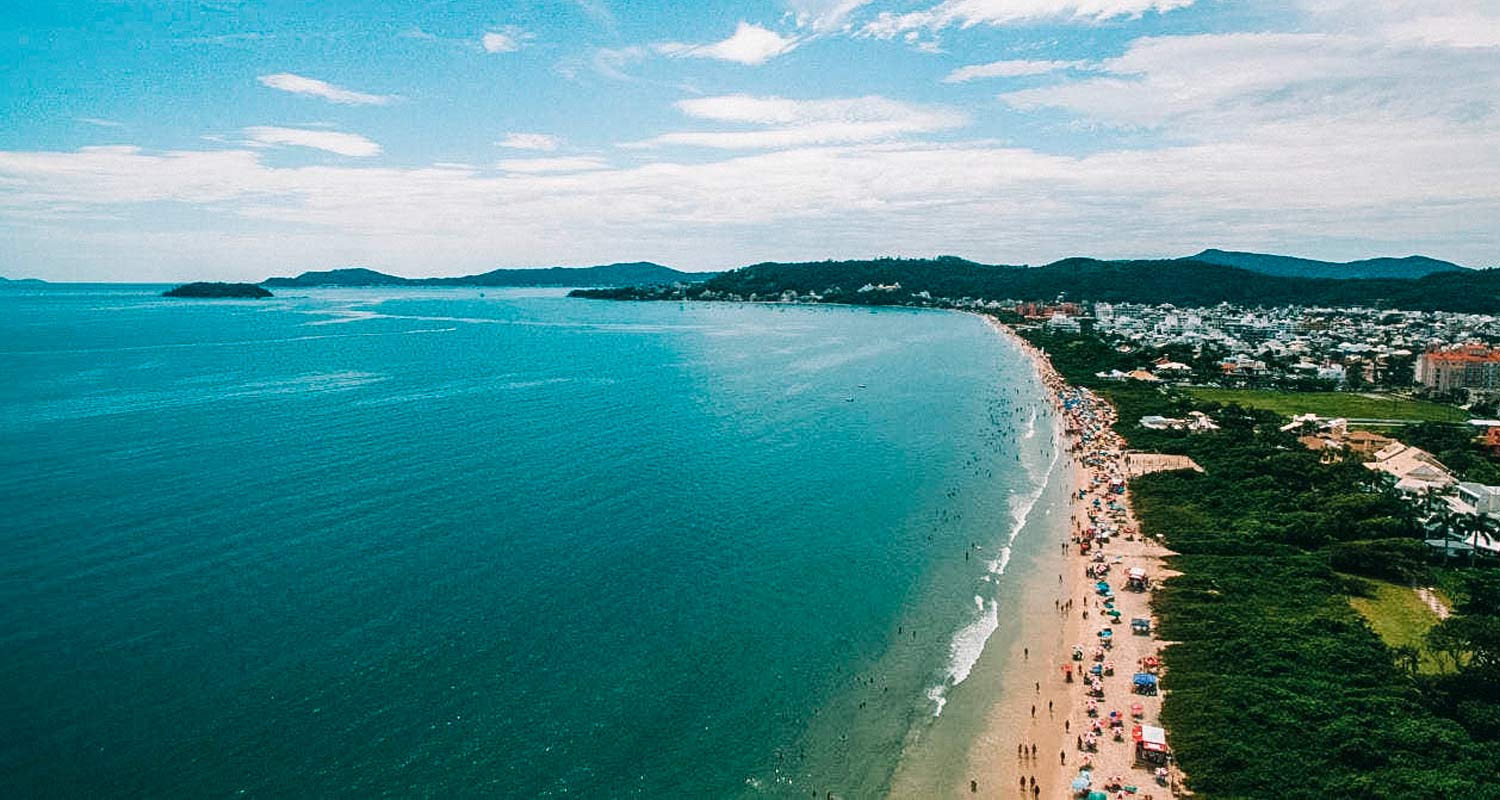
[1,0,1498,281]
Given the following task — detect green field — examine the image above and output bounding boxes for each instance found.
[1348,578,1449,674]
[1183,388,1470,422]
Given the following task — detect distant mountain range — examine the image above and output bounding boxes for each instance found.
[262,262,707,288]
[1183,249,1466,279]
[575,255,1500,314]
[0,276,48,286]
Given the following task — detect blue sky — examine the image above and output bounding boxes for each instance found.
[2,0,1497,280]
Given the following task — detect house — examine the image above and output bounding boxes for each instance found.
[1364,443,1457,493]
[1186,411,1220,432]
[1452,482,1500,516]
[1152,357,1192,376]
[1347,429,1396,455]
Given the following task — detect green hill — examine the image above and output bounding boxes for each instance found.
[1187,249,1465,279]
[263,262,707,288]
[576,256,1500,313]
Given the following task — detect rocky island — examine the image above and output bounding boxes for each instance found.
[163,282,273,299]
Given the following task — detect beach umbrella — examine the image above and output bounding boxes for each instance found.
[1071,775,1091,791]
[1088,791,1108,800]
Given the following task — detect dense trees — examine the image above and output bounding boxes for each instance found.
[576,256,1500,313]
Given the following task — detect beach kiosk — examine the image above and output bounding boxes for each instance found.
[1126,567,1148,591]
[1132,724,1171,767]
[1132,672,1158,696]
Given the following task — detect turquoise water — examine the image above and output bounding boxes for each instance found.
[0,287,1056,798]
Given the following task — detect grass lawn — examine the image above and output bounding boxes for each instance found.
[1348,578,1448,674]
[1183,388,1469,422]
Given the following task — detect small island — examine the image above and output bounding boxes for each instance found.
[162,282,273,299]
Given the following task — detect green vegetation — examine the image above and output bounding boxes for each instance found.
[162,282,272,298]
[1022,326,1500,799]
[1182,388,1470,422]
[1348,578,1447,674]
[575,256,1500,313]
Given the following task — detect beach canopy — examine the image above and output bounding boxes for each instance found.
[1088,792,1109,800]
[1071,775,1091,791]
[1133,673,1158,687]
[1133,724,1170,753]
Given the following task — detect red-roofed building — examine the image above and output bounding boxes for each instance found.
[1415,345,1500,391]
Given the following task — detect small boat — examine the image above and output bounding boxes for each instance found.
[857,384,867,389]
[844,396,855,402]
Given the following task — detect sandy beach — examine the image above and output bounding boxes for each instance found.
[949,316,1186,800]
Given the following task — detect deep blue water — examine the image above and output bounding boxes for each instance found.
[0,287,1053,798]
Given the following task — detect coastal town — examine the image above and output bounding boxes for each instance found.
[973,305,1500,798]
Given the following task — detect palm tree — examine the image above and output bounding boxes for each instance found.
[1469,514,1500,567]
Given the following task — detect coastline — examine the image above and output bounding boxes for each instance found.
[939,315,1182,799]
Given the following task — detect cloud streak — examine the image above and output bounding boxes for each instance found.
[657,22,799,65]
[626,94,968,148]
[244,126,383,157]
[256,73,397,105]
[864,0,1196,37]
[943,59,1081,82]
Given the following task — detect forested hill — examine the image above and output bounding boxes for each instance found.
[576,256,1500,313]
[264,262,704,288]
[1186,249,1466,279]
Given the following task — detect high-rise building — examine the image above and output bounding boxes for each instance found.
[1415,345,1500,391]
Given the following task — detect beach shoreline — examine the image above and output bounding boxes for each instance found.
[942,314,1182,800]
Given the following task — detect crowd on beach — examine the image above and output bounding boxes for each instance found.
[985,322,1180,800]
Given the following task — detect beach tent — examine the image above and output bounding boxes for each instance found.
[1132,673,1158,695]
[1071,773,1091,792]
[1126,568,1148,591]
[1131,617,1151,635]
[1133,724,1171,766]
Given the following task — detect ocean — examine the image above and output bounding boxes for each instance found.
[0,286,1061,798]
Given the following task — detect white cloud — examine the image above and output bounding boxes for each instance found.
[497,133,562,151]
[627,94,968,149]
[2,124,1497,280]
[244,126,383,157]
[496,156,612,173]
[482,30,527,53]
[864,0,1196,37]
[256,73,396,105]
[999,32,1499,131]
[786,0,875,31]
[77,117,126,128]
[943,59,1080,82]
[657,22,799,65]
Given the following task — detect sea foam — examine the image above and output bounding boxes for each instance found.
[925,403,1063,717]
